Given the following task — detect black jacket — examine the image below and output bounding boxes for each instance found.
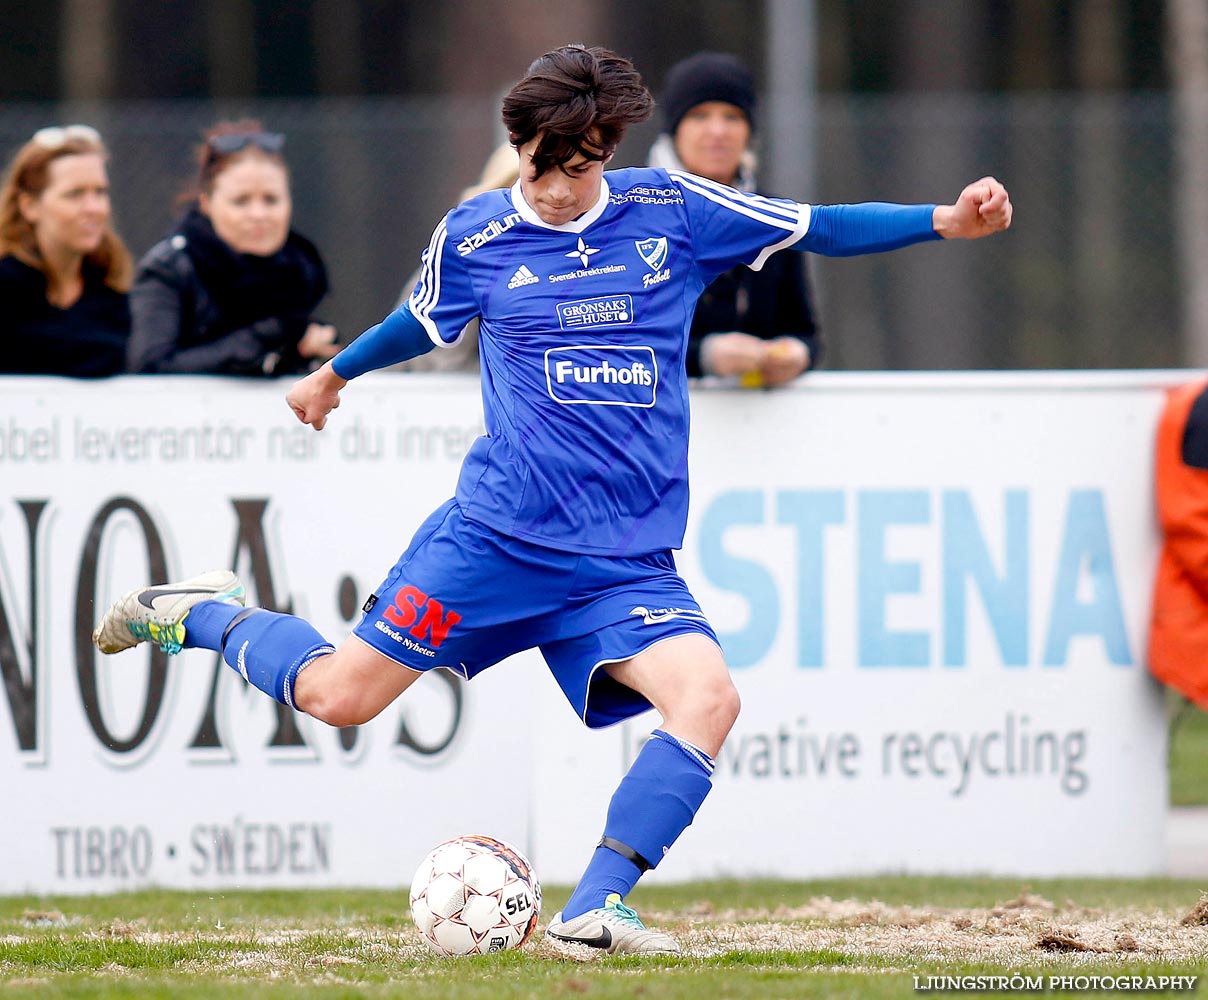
[686,244,821,377]
[127,207,329,376]
[0,255,130,377]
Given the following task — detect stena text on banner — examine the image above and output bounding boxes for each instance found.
[530,372,1174,883]
[0,372,1176,893]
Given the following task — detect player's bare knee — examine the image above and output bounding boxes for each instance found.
[714,679,741,731]
[304,689,374,728]
[684,675,740,733]
[295,672,371,727]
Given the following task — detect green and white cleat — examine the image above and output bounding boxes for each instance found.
[545,893,680,955]
[92,570,246,655]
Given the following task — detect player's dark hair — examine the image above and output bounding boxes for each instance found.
[502,45,654,178]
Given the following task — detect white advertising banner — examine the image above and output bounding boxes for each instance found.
[0,372,1177,894]
[535,372,1174,882]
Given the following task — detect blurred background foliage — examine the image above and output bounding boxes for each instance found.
[0,0,1198,371]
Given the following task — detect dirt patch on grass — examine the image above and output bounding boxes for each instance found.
[643,895,1208,965]
[1179,893,1208,926]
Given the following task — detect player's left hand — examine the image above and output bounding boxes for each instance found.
[286,362,346,431]
[933,176,1012,240]
[758,338,811,387]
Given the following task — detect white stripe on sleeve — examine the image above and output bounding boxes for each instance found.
[671,170,812,271]
[669,169,801,223]
[409,215,450,346]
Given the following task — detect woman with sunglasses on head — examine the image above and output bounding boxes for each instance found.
[127,120,337,376]
[0,124,132,377]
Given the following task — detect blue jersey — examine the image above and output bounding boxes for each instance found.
[407,166,811,557]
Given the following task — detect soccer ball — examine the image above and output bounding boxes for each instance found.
[409,834,542,956]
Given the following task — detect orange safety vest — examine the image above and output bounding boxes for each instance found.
[1149,377,1208,708]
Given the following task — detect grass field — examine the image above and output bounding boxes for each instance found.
[3,878,1206,998]
[1171,698,1208,807]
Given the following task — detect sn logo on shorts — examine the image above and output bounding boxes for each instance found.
[382,585,462,649]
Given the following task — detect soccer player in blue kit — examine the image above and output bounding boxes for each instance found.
[94,45,1012,954]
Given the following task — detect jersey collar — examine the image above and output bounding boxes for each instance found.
[510,177,611,233]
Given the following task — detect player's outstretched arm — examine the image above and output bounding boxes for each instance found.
[932,176,1012,240]
[287,363,346,431]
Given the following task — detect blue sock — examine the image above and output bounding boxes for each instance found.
[183,600,243,649]
[184,601,333,709]
[561,729,714,920]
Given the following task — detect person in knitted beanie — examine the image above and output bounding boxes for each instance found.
[649,52,820,387]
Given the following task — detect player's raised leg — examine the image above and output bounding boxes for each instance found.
[546,632,739,955]
[92,571,423,724]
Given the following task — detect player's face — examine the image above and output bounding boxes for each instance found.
[673,102,750,186]
[19,153,111,258]
[516,137,609,227]
[200,153,292,256]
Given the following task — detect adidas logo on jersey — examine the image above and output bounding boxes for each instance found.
[507,265,540,289]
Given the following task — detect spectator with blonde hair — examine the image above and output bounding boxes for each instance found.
[128,120,337,376]
[0,124,132,376]
[391,141,520,373]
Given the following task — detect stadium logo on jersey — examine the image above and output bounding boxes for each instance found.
[456,212,522,256]
[545,346,657,407]
[628,605,709,626]
[635,237,668,272]
[556,295,633,330]
[507,264,540,289]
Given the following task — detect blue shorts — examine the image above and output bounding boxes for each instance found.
[354,500,718,728]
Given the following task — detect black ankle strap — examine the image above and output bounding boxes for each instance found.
[220,608,260,651]
[598,835,653,873]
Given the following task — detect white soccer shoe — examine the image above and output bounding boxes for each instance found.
[92,570,246,656]
[545,893,680,955]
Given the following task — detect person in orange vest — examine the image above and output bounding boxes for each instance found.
[1149,377,1208,709]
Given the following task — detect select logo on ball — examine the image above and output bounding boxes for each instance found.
[409,834,541,957]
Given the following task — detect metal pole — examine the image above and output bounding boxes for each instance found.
[764,0,816,200]
[1168,0,1208,366]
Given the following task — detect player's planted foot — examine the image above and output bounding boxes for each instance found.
[92,570,246,655]
[545,893,680,955]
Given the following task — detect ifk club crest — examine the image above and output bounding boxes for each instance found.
[635,237,668,272]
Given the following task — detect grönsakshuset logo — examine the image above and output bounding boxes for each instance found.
[556,295,634,330]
